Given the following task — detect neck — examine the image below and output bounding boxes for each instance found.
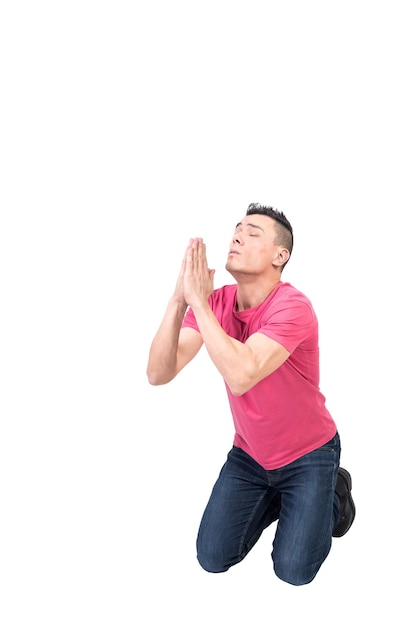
[235,277,281,311]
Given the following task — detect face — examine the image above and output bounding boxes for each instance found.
[226,214,283,276]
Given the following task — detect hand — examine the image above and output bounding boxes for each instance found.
[183,238,215,308]
[171,239,192,305]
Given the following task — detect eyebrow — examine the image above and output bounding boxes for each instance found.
[235,221,265,232]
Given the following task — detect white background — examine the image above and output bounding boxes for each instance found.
[1,1,417,624]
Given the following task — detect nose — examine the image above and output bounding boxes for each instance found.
[233,227,242,244]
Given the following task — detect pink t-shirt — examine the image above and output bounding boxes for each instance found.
[181,282,337,470]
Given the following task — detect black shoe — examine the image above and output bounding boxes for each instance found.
[332,467,356,538]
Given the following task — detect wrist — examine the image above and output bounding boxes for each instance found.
[169,295,188,314]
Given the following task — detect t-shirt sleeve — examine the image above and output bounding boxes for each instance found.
[257,298,316,354]
[181,287,230,333]
[181,307,199,332]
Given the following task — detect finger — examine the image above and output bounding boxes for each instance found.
[185,243,196,270]
[182,240,193,267]
[197,239,207,263]
[191,238,204,267]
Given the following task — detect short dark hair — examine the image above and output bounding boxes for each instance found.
[246,203,293,267]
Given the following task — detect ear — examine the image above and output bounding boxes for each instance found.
[272,246,290,269]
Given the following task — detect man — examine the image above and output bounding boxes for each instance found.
[146,203,355,585]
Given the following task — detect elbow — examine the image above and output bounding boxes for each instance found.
[146,367,172,386]
[147,374,162,386]
[146,370,159,386]
[228,384,252,397]
[226,375,253,397]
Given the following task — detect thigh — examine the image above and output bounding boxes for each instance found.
[272,434,340,585]
[196,447,278,572]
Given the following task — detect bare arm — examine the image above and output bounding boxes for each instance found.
[146,242,203,385]
[146,298,203,385]
[190,301,289,395]
[183,238,290,395]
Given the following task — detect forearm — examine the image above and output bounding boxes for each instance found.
[191,301,253,395]
[146,297,188,385]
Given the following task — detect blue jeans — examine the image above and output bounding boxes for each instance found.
[196,433,341,585]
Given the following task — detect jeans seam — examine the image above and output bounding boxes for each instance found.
[238,492,267,558]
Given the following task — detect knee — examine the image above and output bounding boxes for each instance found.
[196,549,229,573]
[273,560,318,586]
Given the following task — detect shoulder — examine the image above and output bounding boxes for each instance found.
[267,282,317,324]
[275,282,314,308]
[276,281,310,301]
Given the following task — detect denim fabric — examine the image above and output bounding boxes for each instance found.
[196,433,341,585]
